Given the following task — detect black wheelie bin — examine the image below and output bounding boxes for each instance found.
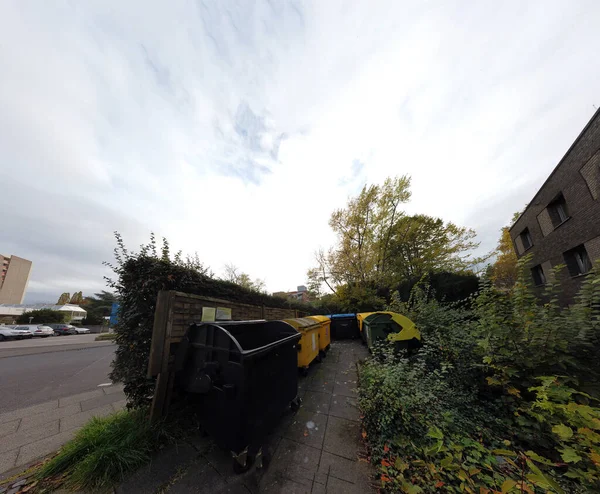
[174,320,302,473]
[329,313,359,339]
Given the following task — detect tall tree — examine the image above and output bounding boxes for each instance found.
[223,264,266,293]
[387,214,481,280]
[490,212,521,290]
[317,175,412,291]
[70,291,84,305]
[57,292,70,305]
[311,176,482,305]
[81,291,119,325]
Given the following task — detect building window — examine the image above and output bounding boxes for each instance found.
[520,228,533,250]
[547,194,569,228]
[531,265,546,286]
[563,245,593,277]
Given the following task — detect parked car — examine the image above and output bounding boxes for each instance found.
[0,326,32,341]
[47,324,78,336]
[72,327,91,334]
[13,325,54,338]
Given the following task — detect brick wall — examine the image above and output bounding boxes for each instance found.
[510,109,600,305]
[169,291,300,342]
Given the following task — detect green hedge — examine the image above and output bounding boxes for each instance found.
[107,234,314,409]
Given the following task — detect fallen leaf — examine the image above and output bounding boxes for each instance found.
[303,430,309,437]
[435,480,445,488]
[362,430,367,439]
[381,459,391,467]
[384,444,390,453]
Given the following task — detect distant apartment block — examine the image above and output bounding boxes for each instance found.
[509,108,600,305]
[274,285,311,303]
[0,254,32,304]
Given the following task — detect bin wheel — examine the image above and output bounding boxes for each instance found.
[316,354,322,363]
[233,454,255,474]
[290,396,302,412]
[301,367,309,377]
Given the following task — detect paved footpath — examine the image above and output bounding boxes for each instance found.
[117,340,374,494]
[0,383,126,478]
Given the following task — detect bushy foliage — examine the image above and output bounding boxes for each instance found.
[107,233,314,409]
[359,259,600,493]
[16,308,66,324]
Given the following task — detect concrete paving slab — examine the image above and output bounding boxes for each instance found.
[102,383,125,395]
[301,391,331,415]
[57,389,103,408]
[282,409,327,450]
[317,451,371,485]
[0,420,59,454]
[18,404,81,431]
[0,450,18,476]
[260,477,312,494]
[0,420,20,439]
[322,416,362,461]
[328,396,360,422]
[59,404,114,432]
[332,377,359,398]
[323,476,364,493]
[80,390,126,412]
[115,442,199,494]
[15,429,77,467]
[111,399,127,413]
[311,482,326,494]
[0,401,58,425]
[259,438,321,491]
[306,376,334,395]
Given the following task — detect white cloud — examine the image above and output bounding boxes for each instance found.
[1,0,599,300]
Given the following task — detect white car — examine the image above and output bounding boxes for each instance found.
[13,325,55,338]
[72,327,91,334]
[0,326,32,341]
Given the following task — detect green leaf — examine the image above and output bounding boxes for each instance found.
[491,449,517,457]
[427,426,443,440]
[395,457,408,472]
[524,450,553,466]
[560,447,582,464]
[526,459,564,494]
[501,479,517,493]
[440,455,454,468]
[552,424,573,440]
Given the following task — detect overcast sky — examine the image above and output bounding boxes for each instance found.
[1,1,599,303]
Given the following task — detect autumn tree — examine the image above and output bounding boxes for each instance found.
[387,214,481,280]
[309,176,482,308]
[57,292,70,305]
[313,175,412,291]
[223,264,266,293]
[70,291,84,305]
[490,212,521,290]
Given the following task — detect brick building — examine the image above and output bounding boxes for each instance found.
[509,108,600,305]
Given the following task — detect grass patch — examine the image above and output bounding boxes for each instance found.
[95,332,116,341]
[36,408,168,491]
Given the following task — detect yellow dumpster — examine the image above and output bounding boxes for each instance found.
[283,317,321,376]
[306,315,331,356]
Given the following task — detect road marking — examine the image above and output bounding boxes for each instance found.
[97,383,113,387]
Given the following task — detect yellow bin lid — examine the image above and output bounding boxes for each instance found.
[306,315,330,323]
[283,317,320,331]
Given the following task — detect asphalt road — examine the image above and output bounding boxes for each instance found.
[0,338,116,414]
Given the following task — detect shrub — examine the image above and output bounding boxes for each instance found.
[359,259,600,493]
[16,309,66,324]
[106,233,315,409]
